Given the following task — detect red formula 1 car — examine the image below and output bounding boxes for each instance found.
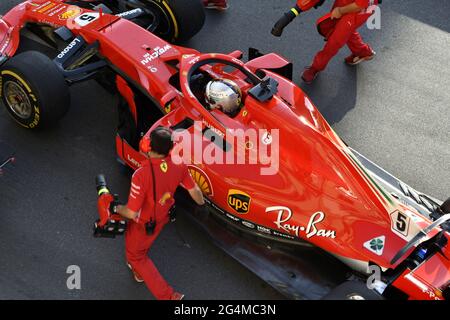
[0,0,449,300]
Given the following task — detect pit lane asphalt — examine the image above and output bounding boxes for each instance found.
[0,0,449,299]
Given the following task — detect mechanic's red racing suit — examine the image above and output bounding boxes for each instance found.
[125,157,196,300]
[310,0,378,71]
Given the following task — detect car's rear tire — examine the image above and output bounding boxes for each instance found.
[138,0,205,42]
[322,280,384,300]
[0,51,70,129]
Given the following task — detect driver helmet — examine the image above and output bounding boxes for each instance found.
[205,79,242,117]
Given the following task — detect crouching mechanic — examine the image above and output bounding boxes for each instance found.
[112,127,207,300]
[302,0,379,84]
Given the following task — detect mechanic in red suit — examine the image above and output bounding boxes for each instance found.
[112,127,207,300]
[203,0,228,10]
[302,0,377,84]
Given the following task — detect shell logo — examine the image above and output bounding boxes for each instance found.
[188,166,213,196]
[60,8,82,20]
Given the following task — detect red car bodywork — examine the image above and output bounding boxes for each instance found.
[0,0,448,299]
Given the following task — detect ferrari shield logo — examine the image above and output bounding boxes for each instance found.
[227,189,251,214]
[364,236,385,256]
[160,161,168,173]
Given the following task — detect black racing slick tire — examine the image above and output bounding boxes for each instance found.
[0,51,70,129]
[139,0,205,42]
[322,280,384,300]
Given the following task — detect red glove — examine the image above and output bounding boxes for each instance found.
[97,193,116,227]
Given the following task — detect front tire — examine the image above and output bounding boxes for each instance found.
[134,0,206,42]
[0,51,70,129]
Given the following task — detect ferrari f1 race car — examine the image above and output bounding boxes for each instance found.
[0,0,449,300]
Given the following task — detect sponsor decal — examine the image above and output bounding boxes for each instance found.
[202,120,225,138]
[210,202,224,214]
[257,225,271,235]
[160,161,168,173]
[141,45,172,66]
[422,288,443,301]
[241,221,255,229]
[405,274,442,300]
[47,5,66,17]
[266,206,336,239]
[205,199,225,214]
[272,230,295,240]
[364,236,385,256]
[226,213,240,222]
[202,199,305,242]
[188,166,213,196]
[35,2,56,13]
[57,38,81,59]
[188,56,201,65]
[74,12,100,27]
[227,189,251,214]
[59,7,82,20]
[1,70,40,128]
[126,154,141,168]
[232,57,243,65]
[116,8,143,18]
[0,36,11,53]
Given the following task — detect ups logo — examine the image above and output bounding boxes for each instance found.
[227,189,251,214]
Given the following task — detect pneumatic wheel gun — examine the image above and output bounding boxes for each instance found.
[93,174,127,238]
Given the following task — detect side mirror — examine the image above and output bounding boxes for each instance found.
[248,77,279,102]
